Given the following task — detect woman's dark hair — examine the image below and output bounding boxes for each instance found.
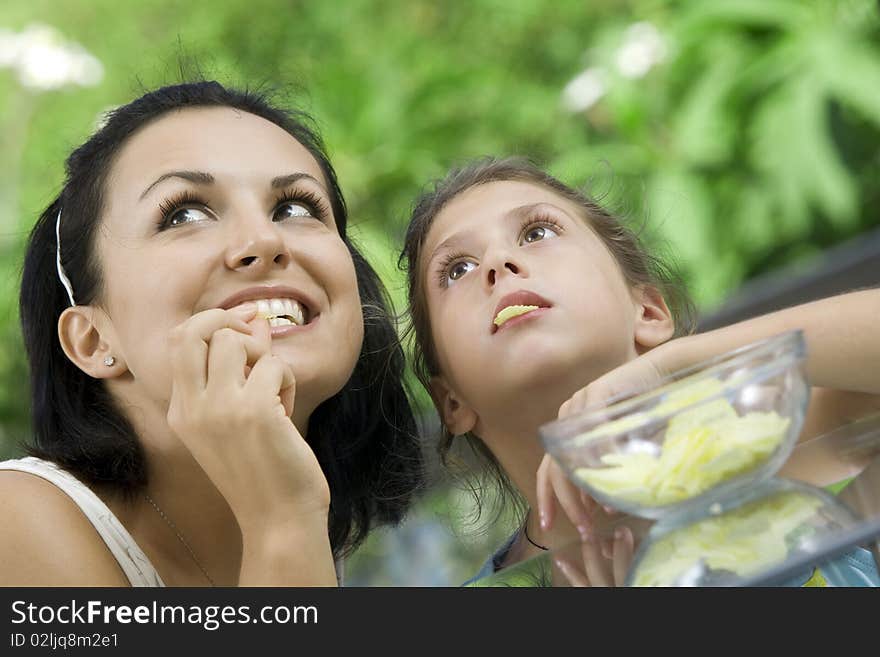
[399,156,696,517]
[20,81,423,558]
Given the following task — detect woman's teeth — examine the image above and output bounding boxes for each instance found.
[494,304,539,327]
[253,298,306,326]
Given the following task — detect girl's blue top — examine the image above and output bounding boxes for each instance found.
[464,532,879,587]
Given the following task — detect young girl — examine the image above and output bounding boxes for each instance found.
[0,81,424,586]
[400,156,880,586]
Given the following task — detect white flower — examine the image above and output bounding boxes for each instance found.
[0,23,103,91]
[562,66,607,113]
[615,22,667,79]
[0,29,21,68]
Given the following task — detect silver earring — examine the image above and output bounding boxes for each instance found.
[103,355,116,367]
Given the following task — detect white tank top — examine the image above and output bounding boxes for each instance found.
[0,456,164,587]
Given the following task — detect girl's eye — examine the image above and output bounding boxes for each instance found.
[274,201,316,222]
[165,206,212,228]
[447,260,476,284]
[522,224,560,244]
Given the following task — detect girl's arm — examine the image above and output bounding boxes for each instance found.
[661,288,880,395]
[540,289,880,537]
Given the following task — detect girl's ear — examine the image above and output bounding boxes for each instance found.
[57,306,125,379]
[632,285,675,354]
[429,376,478,436]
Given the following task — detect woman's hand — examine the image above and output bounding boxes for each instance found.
[166,304,330,533]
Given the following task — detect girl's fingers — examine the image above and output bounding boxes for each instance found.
[169,306,256,391]
[612,527,635,587]
[536,455,556,530]
[580,490,597,515]
[554,556,590,588]
[550,462,592,540]
[580,536,612,587]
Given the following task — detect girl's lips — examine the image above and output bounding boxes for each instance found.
[493,306,551,333]
[491,289,553,333]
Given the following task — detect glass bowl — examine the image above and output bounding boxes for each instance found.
[539,330,809,519]
[625,478,860,586]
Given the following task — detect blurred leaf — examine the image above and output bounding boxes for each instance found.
[814,30,880,126]
[678,0,809,31]
[671,38,743,165]
[751,77,857,232]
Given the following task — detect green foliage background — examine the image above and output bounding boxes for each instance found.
[1,0,879,584]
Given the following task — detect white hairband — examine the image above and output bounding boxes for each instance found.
[55,207,76,307]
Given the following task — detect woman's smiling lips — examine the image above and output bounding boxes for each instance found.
[214,284,321,338]
[491,290,552,334]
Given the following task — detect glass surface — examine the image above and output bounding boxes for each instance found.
[476,413,880,587]
[540,330,808,518]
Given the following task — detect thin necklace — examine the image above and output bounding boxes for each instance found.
[523,510,549,551]
[145,494,216,587]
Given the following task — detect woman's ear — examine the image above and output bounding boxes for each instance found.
[632,285,675,354]
[429,376,478,436]
[57,306,124,379]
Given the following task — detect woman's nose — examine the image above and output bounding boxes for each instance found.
[225,216,290,273]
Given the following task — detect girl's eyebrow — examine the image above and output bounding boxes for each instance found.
[428,202,570,264]
[139,171,327,201]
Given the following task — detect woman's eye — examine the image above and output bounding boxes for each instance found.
[447,260,476,283]
[274,201,315,221]
[167,207,212,227]
[522,224,559,244]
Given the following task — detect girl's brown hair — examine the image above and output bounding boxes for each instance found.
[399,156,696,515]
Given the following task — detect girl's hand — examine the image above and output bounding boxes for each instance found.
[553,524,635,587]
[166,305,330,532]
[537,349,671,535]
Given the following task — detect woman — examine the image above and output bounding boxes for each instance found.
[0,81,424,586]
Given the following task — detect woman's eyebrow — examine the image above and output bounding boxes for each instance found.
[271,172,326,191]
[139,171,327,202]
[140,170,214,200]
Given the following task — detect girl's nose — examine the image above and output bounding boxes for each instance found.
[225,217,291,273]
[485,252,522,286]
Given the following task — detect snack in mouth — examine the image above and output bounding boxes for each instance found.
[494,304,539,327]
[572,378,790,508]
[253,298,307,327]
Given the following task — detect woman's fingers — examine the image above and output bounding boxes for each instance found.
[206,328,250,387]
[169,306,256,391]
[245,352,297,417]
[207,328,275,385]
